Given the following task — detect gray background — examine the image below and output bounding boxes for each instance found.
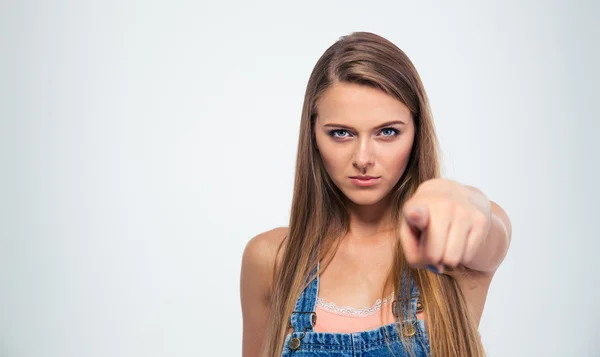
[1,0,599,356]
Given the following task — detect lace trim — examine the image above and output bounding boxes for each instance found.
[315,292,395,317]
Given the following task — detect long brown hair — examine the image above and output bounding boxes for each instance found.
[262,32,485,357]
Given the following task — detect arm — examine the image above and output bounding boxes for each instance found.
[240,227,287,357]
[461,190,512,274]
[399,179,512,325]
[454,196,512,325]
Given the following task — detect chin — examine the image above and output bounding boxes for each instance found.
[344,191,389,207]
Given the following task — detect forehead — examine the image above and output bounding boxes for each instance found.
[315,82,412,127]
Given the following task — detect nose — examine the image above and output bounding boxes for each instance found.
[353,137,374,173]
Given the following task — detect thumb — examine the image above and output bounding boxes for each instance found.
[404,206,429,231]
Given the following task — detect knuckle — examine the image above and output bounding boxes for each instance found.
[454,205,466,218]
[404,251,421,265]
[443,254,461,268]
[406,255,420,266]
[438,200,455,213]
[455,207,471,221]
[474,211,489,227]
[462,249,476,264]
[420,179,435,189]
[424,249,441,264]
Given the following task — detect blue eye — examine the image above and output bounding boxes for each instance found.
[329,129,351,138]
[380,128,400,136]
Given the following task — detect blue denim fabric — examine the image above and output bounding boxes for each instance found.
[281,265,430,357]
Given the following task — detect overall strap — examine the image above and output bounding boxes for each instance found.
[289,262,319,333]
[394,271,421,322]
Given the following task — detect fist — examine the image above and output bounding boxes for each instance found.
[399,178,492,273]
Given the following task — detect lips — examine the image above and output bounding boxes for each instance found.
[349,176,381,187]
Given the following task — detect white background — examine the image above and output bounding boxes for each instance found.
[1,1,599,356]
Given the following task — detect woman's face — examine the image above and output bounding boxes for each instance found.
[314,82,415,207]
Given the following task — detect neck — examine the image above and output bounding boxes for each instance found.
[346,195,395,239]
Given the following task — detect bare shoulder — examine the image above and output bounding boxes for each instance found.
[242,227,289,280]
[240,227,288,357]
[244,226,289,257]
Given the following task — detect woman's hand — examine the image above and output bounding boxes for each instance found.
[399,178,500,274]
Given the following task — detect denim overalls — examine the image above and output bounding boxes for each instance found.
[281,265,430,357]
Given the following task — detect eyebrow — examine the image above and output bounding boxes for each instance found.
[323,120,406,130]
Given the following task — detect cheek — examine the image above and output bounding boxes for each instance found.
[319,149,347,177]
[315,137,348,175]
[380,142,413,176]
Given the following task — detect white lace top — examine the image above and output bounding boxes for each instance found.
[315,292,395,317]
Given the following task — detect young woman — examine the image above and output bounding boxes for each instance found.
[240,32,512,357]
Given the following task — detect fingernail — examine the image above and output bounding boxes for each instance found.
[407,207,425,224]
[412,207,425,217]
[425,265,440,274]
